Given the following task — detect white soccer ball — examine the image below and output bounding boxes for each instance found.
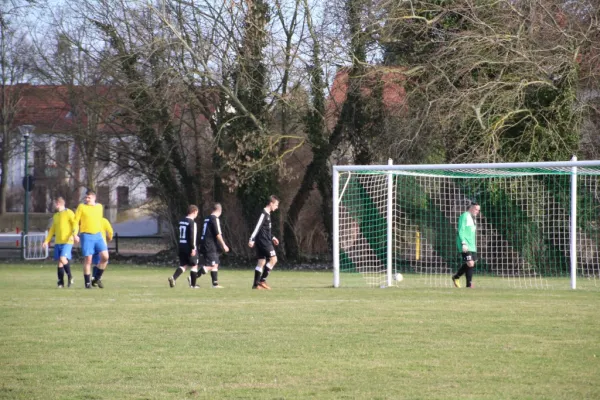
[394,273,404,282]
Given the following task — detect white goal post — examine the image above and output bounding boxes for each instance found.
[333,159,600,289]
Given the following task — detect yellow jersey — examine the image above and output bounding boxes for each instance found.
[44,208,76,245]
[73,203,104,235]
[101,218,114,243]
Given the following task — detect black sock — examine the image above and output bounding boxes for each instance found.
[454,264,468,279]
[211,271,218,286]
[84,274,91,286]
[92,266,98,280]
[63,263,72,278]
[173,267,184,281]
[260,267,270,282]
[199,266,206,276]
[466,268,474,287]
[57,267,65,285]
[96,268,105,280]
[253,269,262,286]
[190,270,198,287]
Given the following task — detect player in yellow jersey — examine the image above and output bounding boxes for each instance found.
[42,197,76,288]
[91,217,114,288]
[73,190,109,289]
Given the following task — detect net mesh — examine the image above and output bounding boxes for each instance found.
[336,167,600,289]
[338,173,389,287]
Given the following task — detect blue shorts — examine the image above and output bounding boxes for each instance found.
[80,233,108,257]
[54,244,73,261]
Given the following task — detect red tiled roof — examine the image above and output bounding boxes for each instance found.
[326,66,408,130]
[5,84,212,134]
[6,84,121,133]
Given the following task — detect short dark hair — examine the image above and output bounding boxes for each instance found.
[470,201,479,207]
[212,203,222,212]
[86,189,96,196]
[267,195,280,205]
[188,204,199,215]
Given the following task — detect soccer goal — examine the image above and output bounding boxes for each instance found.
[333,159,600,289]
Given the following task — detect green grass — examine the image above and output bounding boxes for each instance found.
[0,265,599,400]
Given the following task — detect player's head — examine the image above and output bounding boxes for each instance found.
[469,202,480,217]
[85,190,96,205]
[187,204,199,218]
[212,203,222,217]
[54,196,65,211]
[266,195,279,212]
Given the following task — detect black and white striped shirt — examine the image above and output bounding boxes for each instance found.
[178,217,197,250]
[249,209,273,244]
[200,214,222,253]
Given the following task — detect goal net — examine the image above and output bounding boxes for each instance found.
[333,160,600,289]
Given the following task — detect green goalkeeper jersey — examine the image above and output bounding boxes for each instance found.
[456,211,477,252]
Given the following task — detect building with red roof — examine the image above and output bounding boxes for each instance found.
[3,84,150,217]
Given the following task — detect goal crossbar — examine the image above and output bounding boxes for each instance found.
[333,160,600,172]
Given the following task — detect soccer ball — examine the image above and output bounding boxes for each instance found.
[394,273,404,282]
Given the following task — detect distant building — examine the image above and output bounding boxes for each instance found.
[4,84,152,221]
[326,66,408,131]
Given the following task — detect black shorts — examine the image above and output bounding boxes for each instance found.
[202,252,220,267]
[255,241,276,260]
[462,252,478,263]
[179,249,199,267]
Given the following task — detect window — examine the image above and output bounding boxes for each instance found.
[117,150,129,167]
[55,141,69,178]
[55,141,69,164]
[33,148,47,178]
[97,186,110,207]
[32,184,48,212]
[97,146,110,168]
[117,186,129,210]
[146,186,159,200]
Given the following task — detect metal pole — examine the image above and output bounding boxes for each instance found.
[386,158,393,287]
[24,134,29,234]
[570,155,578,289]
[333,168,340,288]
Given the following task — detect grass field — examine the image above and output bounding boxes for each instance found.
[1,264,599,400]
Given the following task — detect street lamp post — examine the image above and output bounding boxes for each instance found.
[18,125,35,234]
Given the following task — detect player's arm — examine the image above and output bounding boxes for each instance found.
[72,204,82,243]
[213,217,229,252]
[216,234,229,252]
[191,221,197,255]
[67,209,76,243]
[457,214,469,252]
[42,222,55,248]
[248,214,264,248]
[104,219,114,241]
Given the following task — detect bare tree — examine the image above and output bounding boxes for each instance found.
[152,0,310,250]
[0,1,34,214]
[376,0,600,163]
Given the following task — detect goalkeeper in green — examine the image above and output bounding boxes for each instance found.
[452,202,481,288]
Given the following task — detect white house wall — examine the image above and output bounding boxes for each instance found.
[6,132,150,217]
